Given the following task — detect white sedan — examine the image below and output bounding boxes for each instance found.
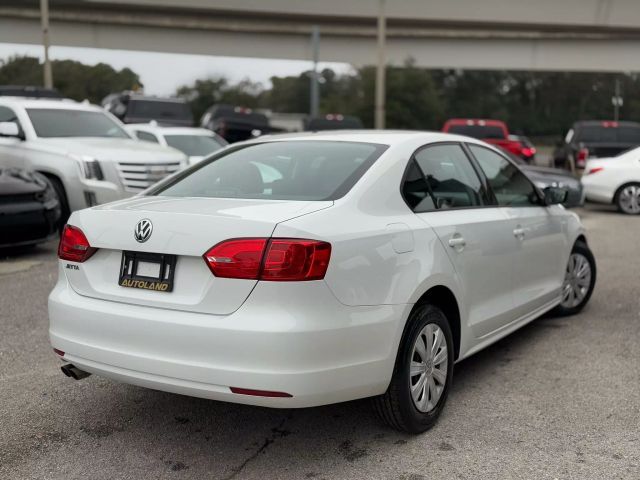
[126,123,227,165]
[49,131,596,433]
[581,147,640,214]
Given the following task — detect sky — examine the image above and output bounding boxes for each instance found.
[0,42,352,96]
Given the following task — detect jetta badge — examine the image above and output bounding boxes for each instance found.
[134,219,153,243]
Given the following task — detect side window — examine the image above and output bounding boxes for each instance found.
[401,160,435,211]
[135,131,159,143]
[469,145,540,207]
[0,106,22,129]
[414,144,486,210]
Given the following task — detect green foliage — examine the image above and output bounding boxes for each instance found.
[4,54,639,137]
[0,56,141,104]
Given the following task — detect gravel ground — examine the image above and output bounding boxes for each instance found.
[0,205,638,480]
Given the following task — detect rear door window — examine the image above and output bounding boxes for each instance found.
[411,143,487,210]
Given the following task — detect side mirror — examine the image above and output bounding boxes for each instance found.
[544,186,568,205]
[0,121,20,138]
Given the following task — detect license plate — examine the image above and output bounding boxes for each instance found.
[118,251,176,292]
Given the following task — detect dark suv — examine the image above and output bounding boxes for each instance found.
[200,105,272,143]
[553,120,640,170]
[102,92,193,127]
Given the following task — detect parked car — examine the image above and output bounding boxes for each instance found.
[500,149,583,207]
[126,123,227,165]
[0,167,60,247]
[553,120,640,170]
[305,114,364,131]
[0,98,187,223]
[102,92,193,127]
[581,146,640,214]
[508,134,537,163]
[50,131,596,434]
[200,104,271,143]
[442,119,532,161]
[0,85,63,99]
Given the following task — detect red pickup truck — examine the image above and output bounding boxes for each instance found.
[442,119,536,162]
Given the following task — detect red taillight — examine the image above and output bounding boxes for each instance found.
[586,166,604,175]
[521,147,536,158]
[58,225,97,262]
[203,238,331,281]
[576,148,589,168]
[230,387,292,398]
[203,238,267,279]
[53,348,65,356]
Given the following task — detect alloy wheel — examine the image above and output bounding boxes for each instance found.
[409,323,448,413]
[561,253,592,309]
[618,185,640,214]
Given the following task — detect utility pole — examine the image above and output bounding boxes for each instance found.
[374,0,386,129]
[612,78,623,122]
[40,0,53,88]
[310,25,320,117]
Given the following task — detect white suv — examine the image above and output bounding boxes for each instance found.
[0,98,187,221]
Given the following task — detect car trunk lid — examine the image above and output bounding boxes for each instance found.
[63,196,332,315]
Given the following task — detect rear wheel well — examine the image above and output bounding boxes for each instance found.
[575,234,587,246]
[415,286,461,360]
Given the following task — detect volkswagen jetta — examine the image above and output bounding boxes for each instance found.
[49,131,596,433]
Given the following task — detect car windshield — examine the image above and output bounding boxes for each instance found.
[152,140,387,201]
[446,124,506,139]
[26,108,130,138]
[576,125,640,143]
[165,134,225,157]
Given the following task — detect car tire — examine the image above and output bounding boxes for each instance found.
[552,241,596,317]
[373,304,454,434]
[614,182,640,215]
[44,175,70,230]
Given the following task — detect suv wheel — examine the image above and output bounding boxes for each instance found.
[373,304,454,433]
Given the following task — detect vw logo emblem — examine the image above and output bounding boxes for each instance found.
[134,219,153,243]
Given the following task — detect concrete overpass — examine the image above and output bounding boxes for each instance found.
[2,0,640,72]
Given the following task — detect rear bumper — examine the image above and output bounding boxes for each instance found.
[49,278,409,408]
[581,178,614,204]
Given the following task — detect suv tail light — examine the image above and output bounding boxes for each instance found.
[58,225,97,262]
[576,148,589,167]
[585,166,604,175]
[204,238,331,281]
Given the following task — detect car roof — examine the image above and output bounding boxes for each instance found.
[246,129,484,147]
[0,97,103,112]
[573,120,640,127]
[444,118,506,126]
[126,124,214,135]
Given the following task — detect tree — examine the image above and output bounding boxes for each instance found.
[0,56,141,104]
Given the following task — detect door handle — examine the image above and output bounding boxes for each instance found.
[513,227,525,239]
[448,236,466,248]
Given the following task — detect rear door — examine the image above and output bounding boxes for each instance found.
[468,144,566,317]
[407,143,518,338]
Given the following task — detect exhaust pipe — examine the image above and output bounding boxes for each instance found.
[61,364,91,380]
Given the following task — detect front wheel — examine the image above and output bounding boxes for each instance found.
[373,304,454,434]
[553,241,596,316]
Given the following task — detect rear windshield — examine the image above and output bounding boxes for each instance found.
[576,125,640,143]
[165,134,225,156]
[129,100,193,122]
[152,140,387,201]
[26,108,130,138]
[446,124,506,139]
